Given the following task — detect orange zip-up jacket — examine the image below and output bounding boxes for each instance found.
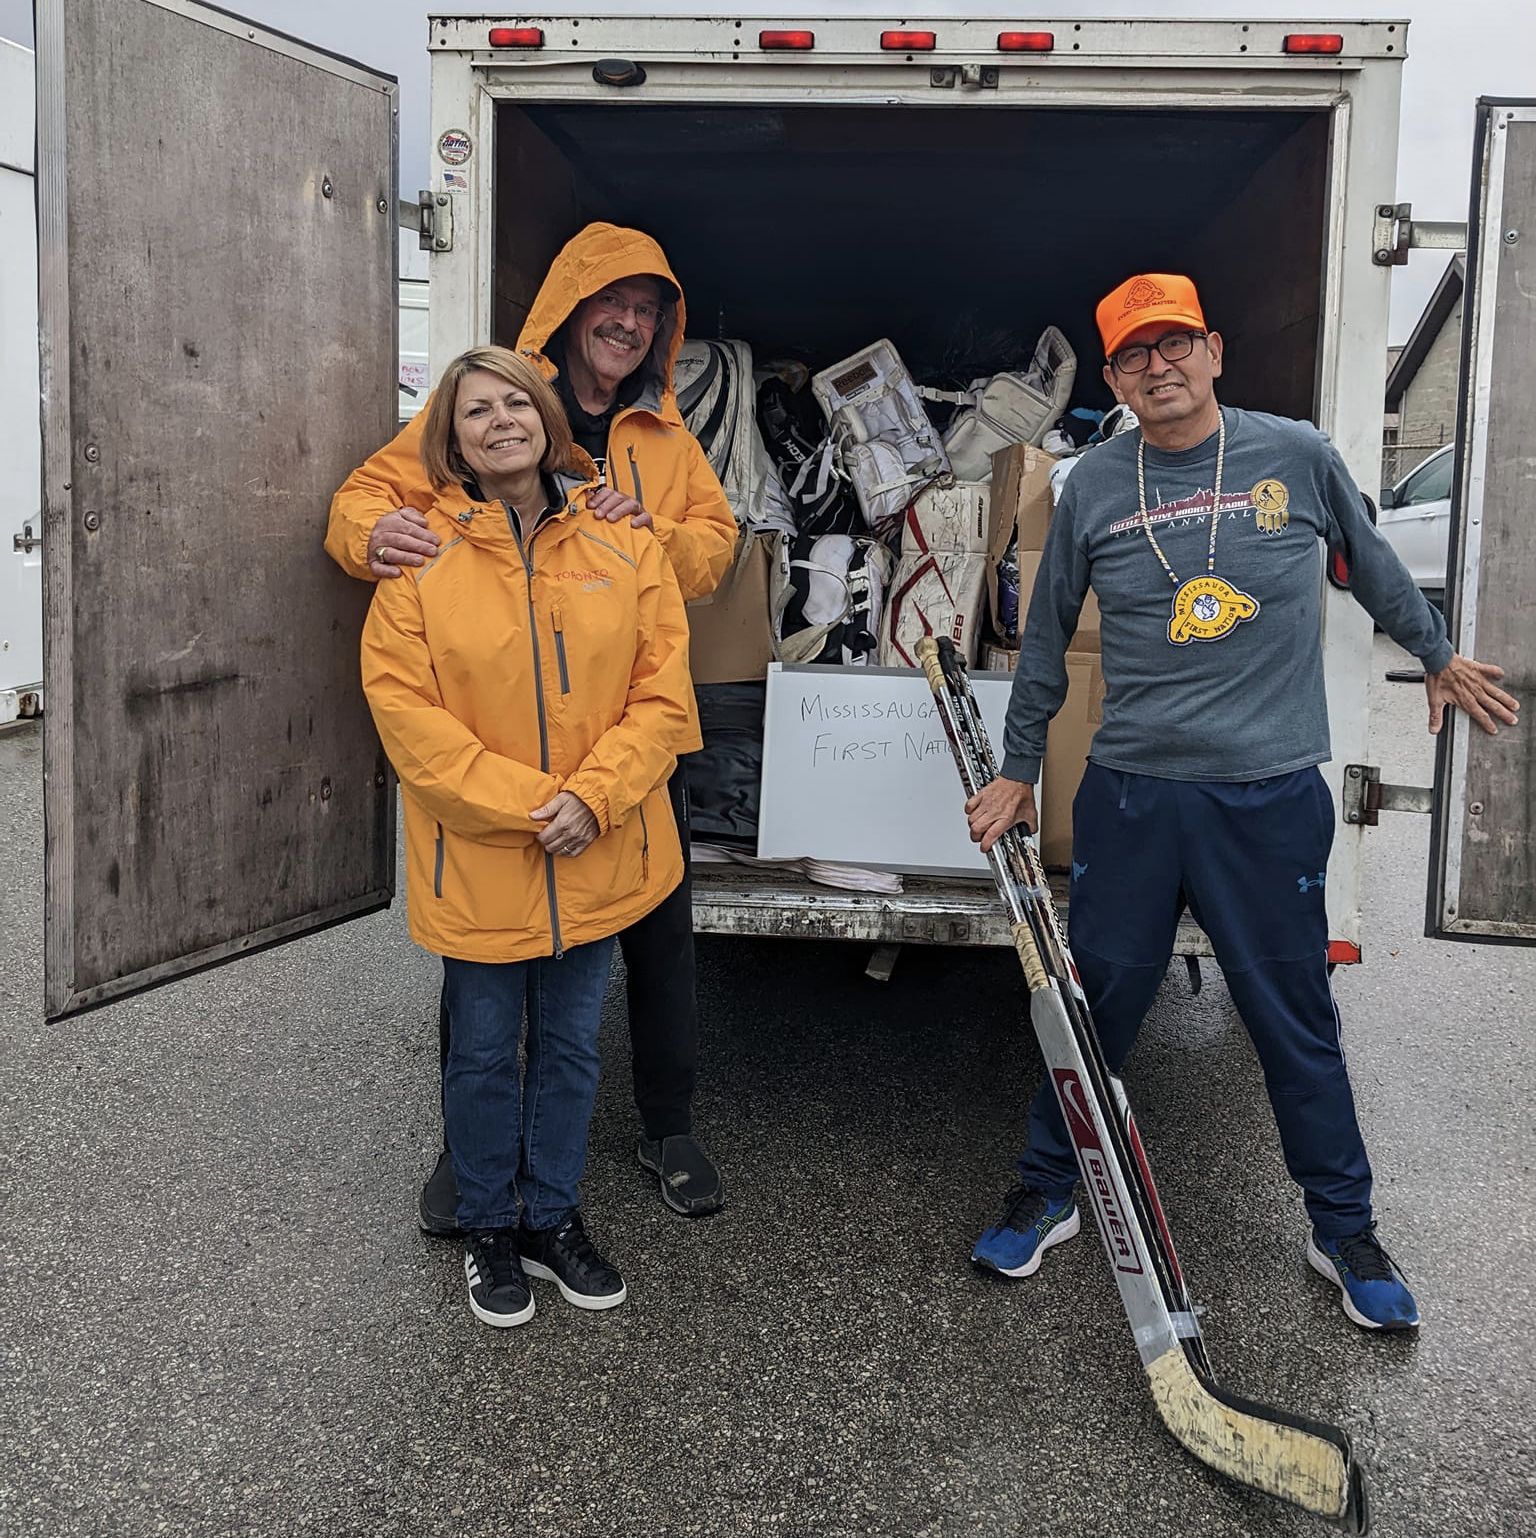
[360,467,693,963]
[326,223,737,607]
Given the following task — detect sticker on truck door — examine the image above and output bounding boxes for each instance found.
[437,129,472,165]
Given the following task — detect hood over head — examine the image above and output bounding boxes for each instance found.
[517,223,687,425]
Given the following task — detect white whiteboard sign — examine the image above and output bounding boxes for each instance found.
[757,664,1019,875]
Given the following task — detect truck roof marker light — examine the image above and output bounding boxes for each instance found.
[488,27,544,48]
[998,31,1054,52]
[881,30,937,51]
[1283,33,1344,54]
[760,30,815,50]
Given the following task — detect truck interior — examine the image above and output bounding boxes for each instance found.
[491,102,1331,418]
[488,100,1330,931]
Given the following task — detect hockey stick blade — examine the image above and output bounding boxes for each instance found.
[1149,1346,1370,1533]
[1031,980,1369,1532]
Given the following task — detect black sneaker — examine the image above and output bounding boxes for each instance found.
[518,1211,627,1311]
[636,1133,725,1218]
[463,1229,535,1328]
[418,1149,463,1238]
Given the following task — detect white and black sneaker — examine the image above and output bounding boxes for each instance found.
[463,1229,536,1328]
[518,1211,627,1311]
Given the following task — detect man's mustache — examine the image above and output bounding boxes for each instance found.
[595,323,643,349]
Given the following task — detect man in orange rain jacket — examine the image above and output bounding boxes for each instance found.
[328,224,737,1227]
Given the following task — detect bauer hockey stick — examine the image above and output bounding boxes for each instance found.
[916,636,1369,1533]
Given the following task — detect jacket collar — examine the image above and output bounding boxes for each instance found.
[437,465,601,547]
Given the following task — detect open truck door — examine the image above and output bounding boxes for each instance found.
[37,0,398,1019]
[1427,100,1536,943]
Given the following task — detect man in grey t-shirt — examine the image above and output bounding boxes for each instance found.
[965,272,1519,1332]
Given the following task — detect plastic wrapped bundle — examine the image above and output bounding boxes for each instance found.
[685,683,768,847]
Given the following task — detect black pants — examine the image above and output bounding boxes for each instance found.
[439,766,698,1144]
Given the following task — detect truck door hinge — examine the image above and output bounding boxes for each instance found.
[1372,203,1468,266]
[1343,764,1433,826]
[13,522,39,554]
[411,189,453,253]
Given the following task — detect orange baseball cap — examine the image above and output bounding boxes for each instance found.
[1097,274,1207,360]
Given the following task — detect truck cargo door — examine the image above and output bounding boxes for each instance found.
[1427,99,1536,944]
[37,0,398,1018]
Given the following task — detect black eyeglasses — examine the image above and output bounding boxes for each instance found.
[1111,331,1208,374]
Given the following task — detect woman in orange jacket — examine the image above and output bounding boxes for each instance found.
[360,344,695,1328]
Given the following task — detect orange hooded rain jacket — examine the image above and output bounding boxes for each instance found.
[360,465,695,963]
[326,223,737,605]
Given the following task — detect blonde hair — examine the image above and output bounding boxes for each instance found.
[419,345,575,492]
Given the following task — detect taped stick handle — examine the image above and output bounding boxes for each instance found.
[915,634,947,695]
[1011,920,1048,992]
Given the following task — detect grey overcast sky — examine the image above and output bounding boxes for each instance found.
[5,0,1534,340]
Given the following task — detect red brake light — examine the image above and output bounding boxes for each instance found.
[760,29,815,50]
[881,30,937,51]
[998,31,1054,52]
[488,26,544,48]
[1283,33,1344,54]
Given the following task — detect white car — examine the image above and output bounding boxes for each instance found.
[1378,444,1453,604]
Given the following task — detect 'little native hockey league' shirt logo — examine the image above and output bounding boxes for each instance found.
[1250,477,1291,534]
[1054,1069,1144,1275]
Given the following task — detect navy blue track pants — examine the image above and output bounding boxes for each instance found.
[1015,762,1374,1240]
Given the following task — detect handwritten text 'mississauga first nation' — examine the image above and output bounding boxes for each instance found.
[798,693,951,767]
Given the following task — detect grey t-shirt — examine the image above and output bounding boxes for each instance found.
[1000,406,1453,785]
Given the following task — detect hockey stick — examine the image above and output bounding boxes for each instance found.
[915,636,1369,1533]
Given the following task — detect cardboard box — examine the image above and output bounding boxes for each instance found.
[687,533,777,685]
[990,442,1057,554]
[986,442,1055,637]
[1007,550,1102,654]
[1039,650,1106,870]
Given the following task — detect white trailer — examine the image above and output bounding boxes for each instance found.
[1,38,42,725]
[398,230,430,422]
[32,4,1534,1018]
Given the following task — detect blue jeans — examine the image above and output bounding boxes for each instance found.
[441,939,615,1232]
[1016,763,1374,1240]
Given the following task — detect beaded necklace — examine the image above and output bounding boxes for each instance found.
[1134,412,1261,646]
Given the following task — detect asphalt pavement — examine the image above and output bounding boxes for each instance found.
[1,633,1532,1538]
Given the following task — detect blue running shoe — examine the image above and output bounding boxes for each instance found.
[1307,1225,1420,1331]
[972,1186,1080,1278]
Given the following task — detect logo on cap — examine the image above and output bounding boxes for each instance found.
[1123,278,1168,313]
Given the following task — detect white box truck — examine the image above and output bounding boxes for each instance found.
[33,4,1534,1017]
[1,37,42,725]
[416,13,1534,966]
